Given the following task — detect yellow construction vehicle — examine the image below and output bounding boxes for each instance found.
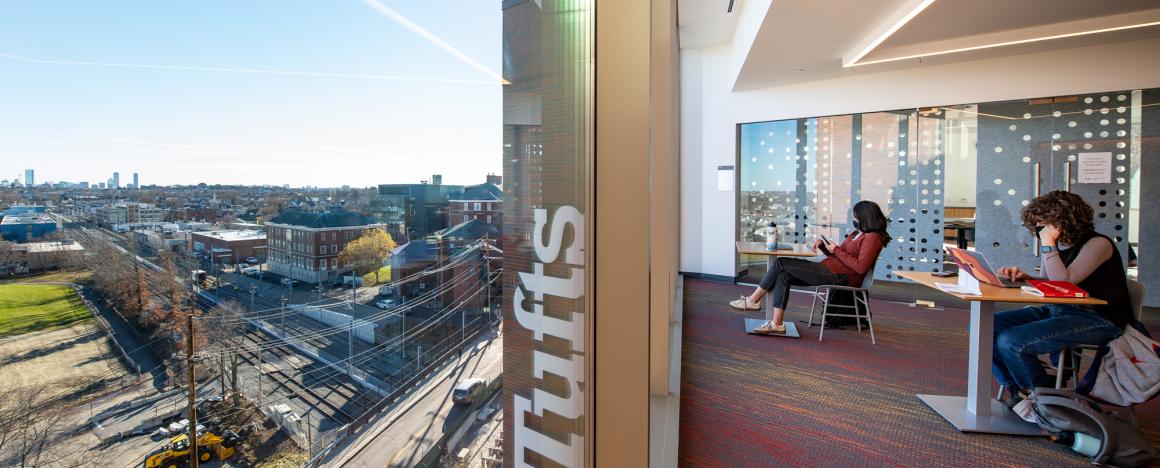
[143,430,240,468]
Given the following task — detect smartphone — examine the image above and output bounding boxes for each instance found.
[817,235,833,255]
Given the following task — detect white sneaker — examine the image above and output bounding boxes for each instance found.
[1012,398,1038,424]
[729,295,761,311]
[752,321,787,335]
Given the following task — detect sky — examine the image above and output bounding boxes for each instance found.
[0,0,502,188]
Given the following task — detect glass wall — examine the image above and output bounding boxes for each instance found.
[502,0,591,466]
[738,111,948,284]
[738,89,1156,297]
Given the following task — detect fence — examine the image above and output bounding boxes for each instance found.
[291,304,376,343]
[74,285,142,374]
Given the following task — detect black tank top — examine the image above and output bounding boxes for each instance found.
[1059,231,1131,328]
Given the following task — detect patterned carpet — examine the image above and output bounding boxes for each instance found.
[678,278,1160,467]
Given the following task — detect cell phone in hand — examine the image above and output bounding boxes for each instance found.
[817,235,833,255]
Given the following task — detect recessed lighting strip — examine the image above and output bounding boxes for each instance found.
[844,0,937,67]
[850,20,1160,67]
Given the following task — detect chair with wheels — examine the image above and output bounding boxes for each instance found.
[807,261,878,344]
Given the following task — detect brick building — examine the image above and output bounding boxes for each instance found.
[446,181,503,229]
[189,230,267,266]
[265,210,384,284]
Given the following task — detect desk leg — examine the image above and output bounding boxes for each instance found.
[765,256,775,322]
[917,300,1042,435]
[967,301,994,416]
[742,256,800,338]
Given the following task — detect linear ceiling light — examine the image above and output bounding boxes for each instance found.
[844,0,936,67]
[851,20,1160,67]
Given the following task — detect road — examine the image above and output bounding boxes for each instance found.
[332,336,503,468]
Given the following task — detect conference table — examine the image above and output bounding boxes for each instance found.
[735,241,820,338]
[944,218,976,249]
[895,271,1106,435]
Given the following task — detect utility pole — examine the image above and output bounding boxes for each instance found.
[249,285,256,313]
[348,318,354,376]
[484,236,492,322]
[186,316,200,468]
[306,411,313,458]
[280,296,288,338]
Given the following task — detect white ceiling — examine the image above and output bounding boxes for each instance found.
[676,0,739,48]
[677,0,1160,91]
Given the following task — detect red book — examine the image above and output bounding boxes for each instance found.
[1025,279,1089,298]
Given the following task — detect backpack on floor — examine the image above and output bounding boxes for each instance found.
[1031,387,1157,466]
[820,289,870,329]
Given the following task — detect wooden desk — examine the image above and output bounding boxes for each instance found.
[736,242,821,338]
[895,271,1106,435]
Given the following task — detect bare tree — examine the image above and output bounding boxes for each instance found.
[205,302,247,404]
[0,382,74,467]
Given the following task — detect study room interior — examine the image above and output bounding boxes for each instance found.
[664,0,1160,465]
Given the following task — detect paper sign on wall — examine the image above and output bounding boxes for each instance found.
[717,165,734,191]
[1077,152,1112,184]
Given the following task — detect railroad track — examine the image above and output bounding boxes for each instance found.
[239,331,360,425]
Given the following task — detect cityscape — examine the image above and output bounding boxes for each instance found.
[0,171,506,466]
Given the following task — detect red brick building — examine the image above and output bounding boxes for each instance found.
[265,210,385,284]
[189,230,266,266]
[446,182,502,229]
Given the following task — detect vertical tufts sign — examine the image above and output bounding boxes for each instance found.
[503,0,592,466]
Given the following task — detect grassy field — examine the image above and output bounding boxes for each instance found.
[0,284,92,336]
[0,269,93,285]
[362,265,392,286]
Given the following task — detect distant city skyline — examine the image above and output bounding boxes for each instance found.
[3,167,493,189]
[0,1,502,187]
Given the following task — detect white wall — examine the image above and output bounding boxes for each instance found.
[681,37,1160,277]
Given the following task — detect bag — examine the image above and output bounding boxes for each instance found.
[1031,388,1157,466]
[820,289,870,329]
[1078,321,1160,406]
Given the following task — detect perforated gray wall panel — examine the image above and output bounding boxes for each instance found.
[1140,89,1160,307]
[878,113,946,281]
[978,92,1133,276]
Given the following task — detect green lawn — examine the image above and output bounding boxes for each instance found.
[362,266,392,286]
[0,284,92,336]
[0,269,93,285]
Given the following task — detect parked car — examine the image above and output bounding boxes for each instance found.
[245,257,259,264]
[374,299,396,309]
[280,278,296,287]
[379,285,393,296]
[452,378,487,405]
[241,267,259,276]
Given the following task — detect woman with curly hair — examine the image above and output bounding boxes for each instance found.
[992,190,1130,421]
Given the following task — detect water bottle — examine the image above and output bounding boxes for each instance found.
[1055,432,1100,457]
[764,222,779,251]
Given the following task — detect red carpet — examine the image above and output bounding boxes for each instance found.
[678,278,1160,467]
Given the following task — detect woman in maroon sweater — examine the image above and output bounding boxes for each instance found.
[730,201,890,334]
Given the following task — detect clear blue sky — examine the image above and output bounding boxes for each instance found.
[0,0,501,188]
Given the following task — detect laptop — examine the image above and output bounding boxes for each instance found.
[946,247,1026,288]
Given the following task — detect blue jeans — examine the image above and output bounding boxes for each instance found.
[992,304,1122,391]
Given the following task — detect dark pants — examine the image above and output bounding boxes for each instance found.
[758,257,847,309]
[992,304,1122,391]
